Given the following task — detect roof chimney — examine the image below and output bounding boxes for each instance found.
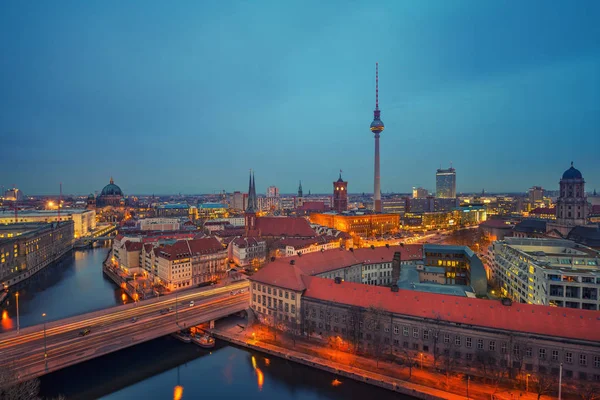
[501,297,513,306]
[371,245,375,250]
[391,284,399,292]
[290,259,295,265]
[334,277,342,284]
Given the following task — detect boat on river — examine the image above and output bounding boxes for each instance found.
[191,334,215,349]
[171,331,192,343]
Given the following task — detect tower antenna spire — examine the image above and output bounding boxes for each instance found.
[375,62,379,110]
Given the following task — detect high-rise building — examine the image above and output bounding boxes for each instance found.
[369,63,384,213]
[267,186,279,198]
[412,187,428,199]
[333,171,348,213]
[230,191,248,211]
[436,167,456,198]
[528,186,544,204]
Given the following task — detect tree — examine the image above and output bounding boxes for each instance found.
[440,339,459,387]
[475,350,504,393]
[578,383,600,400]
[0,364,40,400]
[365,306,387,368]
[345,306,362,353]
[396,349,416,380]
[531,373,556,400]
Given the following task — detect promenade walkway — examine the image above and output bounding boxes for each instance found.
[210,318,560,400]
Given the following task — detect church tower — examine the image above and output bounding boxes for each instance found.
[245,170,257,234]
[298,181,303,198]
[333,171,348,213]
[551,162,589,236]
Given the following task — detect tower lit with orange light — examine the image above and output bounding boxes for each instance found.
[370,63,384,212]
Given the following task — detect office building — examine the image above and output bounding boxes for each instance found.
[412,187,428,199]
[436,167,456,198]
[1,222,74,288]
[489,237,599,310]
[266,186,279,198]
[0,209,96,238]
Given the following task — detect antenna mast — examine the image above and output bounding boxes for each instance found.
[58,183,62,222]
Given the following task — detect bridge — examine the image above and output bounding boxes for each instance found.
[0,280,249,383]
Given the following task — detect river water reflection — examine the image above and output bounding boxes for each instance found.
[2,247,415,399]
[40,337,415,400]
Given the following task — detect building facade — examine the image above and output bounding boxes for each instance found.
[154,238,227,291]
[136,218,181,231]
[230,237,266,267]
[547,163,590,236]
[301,277,600,384]
[1,222,74,288]
[436,167,456,199]
[489,237,599,310]
[0,209,96,238]
[333,173,348,214]
[309,212,399,239]
[413,187,429,199]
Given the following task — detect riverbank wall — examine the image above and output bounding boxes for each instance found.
[209,329,462,400]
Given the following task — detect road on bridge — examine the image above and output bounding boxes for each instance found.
[0,280,249,382]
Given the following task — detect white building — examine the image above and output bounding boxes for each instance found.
[0,209,96,238]
[258,196,280,211]
[136,218,180,231]
[231,237,266,267]
[266,186,279,198]
[489,237,600,310]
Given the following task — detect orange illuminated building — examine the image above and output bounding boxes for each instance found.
[309,212,399,239]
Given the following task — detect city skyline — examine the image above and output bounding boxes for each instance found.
[2,1,600,195]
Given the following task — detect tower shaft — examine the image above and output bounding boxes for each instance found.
[374,134,381,212]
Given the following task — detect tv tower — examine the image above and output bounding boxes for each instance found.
[370,63,385,212]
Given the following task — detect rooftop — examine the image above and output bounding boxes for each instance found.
[302,276,600,343]
[157,204,190,209]
[156,237,224,260]
[253,217,316,238]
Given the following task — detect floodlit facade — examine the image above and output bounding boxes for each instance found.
[0,209,96,238]
[489,237,600,310]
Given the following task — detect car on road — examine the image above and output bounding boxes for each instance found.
[160,307,174,314]
[131,317,138,323]
[189,301,194,307]
[79,328,91,336]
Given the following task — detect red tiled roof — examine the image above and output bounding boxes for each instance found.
[143,243,154,253]
[353,244,422,264]
[255,217,316,237]
[250,263,307,291]
[115,234,125,241]
[274,236,339,250]
[232,237,264,248]
[302,276,600,342]
[124,241,143,251]
[156,237,224,260]
[298,201,329,211]
[214,228,246,237]
[591,205,600,215]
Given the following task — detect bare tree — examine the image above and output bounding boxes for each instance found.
[429,315,443,368]
[345,306,362,353]
[0,364,41,400]
[396,349,416,380]
[578,383,600,400]
[531,373,556,400]
[440,340,459,387]
[365,306,387,368]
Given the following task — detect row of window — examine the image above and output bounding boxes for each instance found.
[253,283,296,300]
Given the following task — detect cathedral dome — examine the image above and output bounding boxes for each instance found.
[100,177,123,196]
[562,163,583,180]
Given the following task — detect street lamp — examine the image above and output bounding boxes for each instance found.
[558,363,563,400]
[419,353,423,369]
[15,292,20,335]
[525,373,531,392]
[42,313,48,371]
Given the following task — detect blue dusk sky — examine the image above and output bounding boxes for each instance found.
[1,0,599,196]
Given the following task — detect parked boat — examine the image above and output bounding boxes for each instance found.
[191,334,215,348]
[171,331,192,343]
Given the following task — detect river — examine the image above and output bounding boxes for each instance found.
[1,247,415,400]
